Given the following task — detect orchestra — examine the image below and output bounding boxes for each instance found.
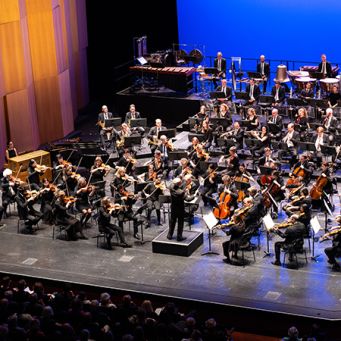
[2,60,341,273]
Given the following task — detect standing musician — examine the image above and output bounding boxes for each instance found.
[321,215,341,271]
[173,158,192,179]
[90,156,111,198]
[270,214,306,266]
[318,54,332,78]
[147,119,167,154]
[245,78,261,104]
[54,191,83,240]
[97,105,114,150]
[219,146,239,176]
[271,81,286,106]
[167,177,186,241]
[98,197,130,249]
[201,164,218,207]
[40,178,57,224]
[322,108,338,134]
[75,177,95,229]
[257,55,270,93]
[143,178,165,227]
[328,85,341,108]
[116,148,137,177]
[214,51,226,79]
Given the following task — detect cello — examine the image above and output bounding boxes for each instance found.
[213,190,232,219]
[310,174,328,200]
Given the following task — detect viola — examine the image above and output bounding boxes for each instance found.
[213,190,232,219]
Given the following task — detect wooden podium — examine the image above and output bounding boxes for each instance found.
[7,150,52,182]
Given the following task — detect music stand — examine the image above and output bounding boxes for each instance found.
[244,138,256,148]
[247,71,262,79]
[234,180,250,192]
[105,118,121,127]
[202,211,220,256]
[321,145,336,158]
[209,91,226,99]
[258,95,275,106]
[286,98,306,107]
[158,129,176,139]
[298,142,316,153]
[262,213,275,257]
[239,120,252,130]
[135,165,149,176]
[130,118,147,127]
[188,133,206,142]
[259,166,273,175]
[308,71,324,80]
[235,91,249,100]
[268,122,281,134]
[310,216,323,261]
[204,67,218,75]
[168,150,188,162]
[188,117,197,129]
[210,117,230,129]
[124,136,141,147]
[159,195,171,224]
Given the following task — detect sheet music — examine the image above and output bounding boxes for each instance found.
[262,213,275,231]
[310,216,322,234]
[203,212,219,230]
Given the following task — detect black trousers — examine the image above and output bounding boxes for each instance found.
[325,246,341,264]
[99,223,126,244]
[168,210,184,239]
[146,199,161,223]
[118,211,138,234]
[274,241,292,262]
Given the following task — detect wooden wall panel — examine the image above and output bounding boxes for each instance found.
[0,21,26,93]
[0,97,7,167]
[5,89,37,153]
[0,0,20,24]
[53,4,68,73]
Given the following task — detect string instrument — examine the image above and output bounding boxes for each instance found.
[35,164,52,174]
[272,220,294,231]
[263,178,282,208]
[234,173,252,202]
[165,141,174,151]
[319,227,341,242]
[69,172,81,180]
[292,165,307,178]
[25,190,40,200]
[96,120,105,129]
[91,163,112,173]
[310,174,329,200]
[107,203,127,213]
[213,190,232,219]
[116,138,125,148]
[216,205,252,229]
[63,196,77,204]
[283,195,305,211]
[55,160,72,170]
[148,136,160,146]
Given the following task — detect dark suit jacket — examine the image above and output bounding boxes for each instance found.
[124,111,141,123]
[214,58,227,74]
[257,62,270,78]
[318,61,333,78]
[245,83,261,101]
[147,126,167,139]
[98,112,113,123]
[311,133,329,145]
[268,115,283,131]
[271,86,286,103]
[216,86,232,100]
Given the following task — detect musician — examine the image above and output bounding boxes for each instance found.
[116,148,136,177]
[125,104,145,135]
[147,119,167,154]
[323,215,341,271]
[322,108,338,134]
[90,157,109,197]
[318,54,332,78]
[190,144,209,177]
[267,108,283,140]
[220,121,244,151]
[143,178,165,226]
[75,177,95,229]
[5,141,18,162]
[157,135,173,164]
[173,158,192,179]
[245,78,261,104]
[271,214,306,266]
[150,150,165,178]
[328,85,341,108]
[217,103,231,119]
[201,165,218,206]
[258,147,276,168]
[184,174,200,219]
[299,82,314,99]
[234,164,254,203]
[64,165,79,196]
[110,167,132,198]
[40,178,57,224]
[199,120,213,149]
[98,105,114,150]
[247,187,266,220]
[0,205,4,228]
[54,190,83,240]
[314,161,333,197]
[295,107,310,134]
[271,81,286,106]
[27,159,43,191]
[218,175,238,210]
[187,136,200,158]
[116,123,131,153]
[284,187,311,216]
[257,55,270,93]
[214,51,226,79]
[1,169,18,216]
[312,127,329,156]
[216,79,232,101]
[250,126,270,157]
[266,170,285,219]
[167,177,186,241]
[219,146,239,176]
[297,203,311,234]
[98,197,130,249]
[282,123,300,165]
[246,107,259,131]
[194,105,209,126]
[143,163,158,182]
[290,154,312,185]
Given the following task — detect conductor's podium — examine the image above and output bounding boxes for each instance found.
[152,229,203,257]
[7,150,52,181]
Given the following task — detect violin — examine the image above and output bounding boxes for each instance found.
[35,164,52,173]
[55,161,72,170]
[107,203,127,213]
[91,163,112,173]
[63,196,77,204]
[70,172,81,180]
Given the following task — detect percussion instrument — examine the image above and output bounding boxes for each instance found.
[295,77,316,90]
[274,64,290,83]
[320,78,339,92]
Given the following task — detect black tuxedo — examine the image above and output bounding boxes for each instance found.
[147,126,167,139]
[322,116,338,133]
[98,111,113,124]
[257,62,270,93]
[245,83,261,102]
[214,58,227,76]
[318,61,332,78]
[168,182,186,240]
[271,86,286,104]
[216,85,232,101]
[125,111,141,123]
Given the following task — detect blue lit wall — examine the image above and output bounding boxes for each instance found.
[177,0,341,64]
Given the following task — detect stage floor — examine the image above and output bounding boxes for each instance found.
[1,197,341,321]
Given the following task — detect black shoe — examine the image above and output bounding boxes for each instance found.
[177,236,186,242]
[223,258,231,264]
[133,233,141,240]
[272,260,281,266]
[145,224,151,229]
[157,222,162,226]
[121,242,132,248]
[332,263,341,271]
[79,233,88,240]
[107,244,113,250]
[167,234,172,240]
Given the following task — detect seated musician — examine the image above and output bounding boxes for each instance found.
[318,53,332,78]
[40,178,57,224]
[53,154,72,187]
[142,163,158,183]
[194,105,209,126]
[245,107,259,131]
[150,150,166,178]
[322,108,338,134]
[116,123,132,154]
[328,85,341,108]
[214,51,226,79]
[250,126,271,157]
[218,174,238,210]
[284,187,311,216]
[183,174,200,219]
[221,197,254,264]
[281,123,300,166]
[312,126,330,158]
[90,156,110,197]
[98,197,130,249]
[220,121,244,150]
[215,79,232,101]
[147,119,167,154]
[110,167,132,198]
[187,136,200,158]
[258,147,276,168]
[265,170,286,219]
[201,164,218,207]
[217,103,231,121]
[1,169,19,216]
[143,178,165,227]
[75,177,95,229]
[173,158,192,179]
[157,135,173,165]
[270,214,306,266]
[54,190,83,240]
[299,82,314,100]
[311,162,333,205]
[257,54,270,93]
[27,159,44,191]
[64,165,80,195]
[199,120,213,149]
[97,105,114,150]
[125,104,145,135]
[190,144,210,177]
[289,154,312,185]
[322,215,341,271]
[247,186,266,220]
[294,107,310,135]
[5,141,18,162]
[15,184,43,234]
[245,78,261,105]
[271,81,286,106]
[267,108,283,140]
[234,164,255,203]
[219,146,239,176]
[116,148,137,177]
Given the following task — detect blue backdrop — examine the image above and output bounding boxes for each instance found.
[177,0,341,65]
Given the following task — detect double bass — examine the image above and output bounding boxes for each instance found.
[213,189,232,219]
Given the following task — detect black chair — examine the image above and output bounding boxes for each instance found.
[17,207,40,234]
[282,238,308,268]
[239,230,257,266]
[94,229,119,249]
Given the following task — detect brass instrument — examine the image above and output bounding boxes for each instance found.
[319,227,341,242]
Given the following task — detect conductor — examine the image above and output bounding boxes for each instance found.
[167,177,186,241]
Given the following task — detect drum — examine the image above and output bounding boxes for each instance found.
[320,78,339,92]
[295,77,316,90]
